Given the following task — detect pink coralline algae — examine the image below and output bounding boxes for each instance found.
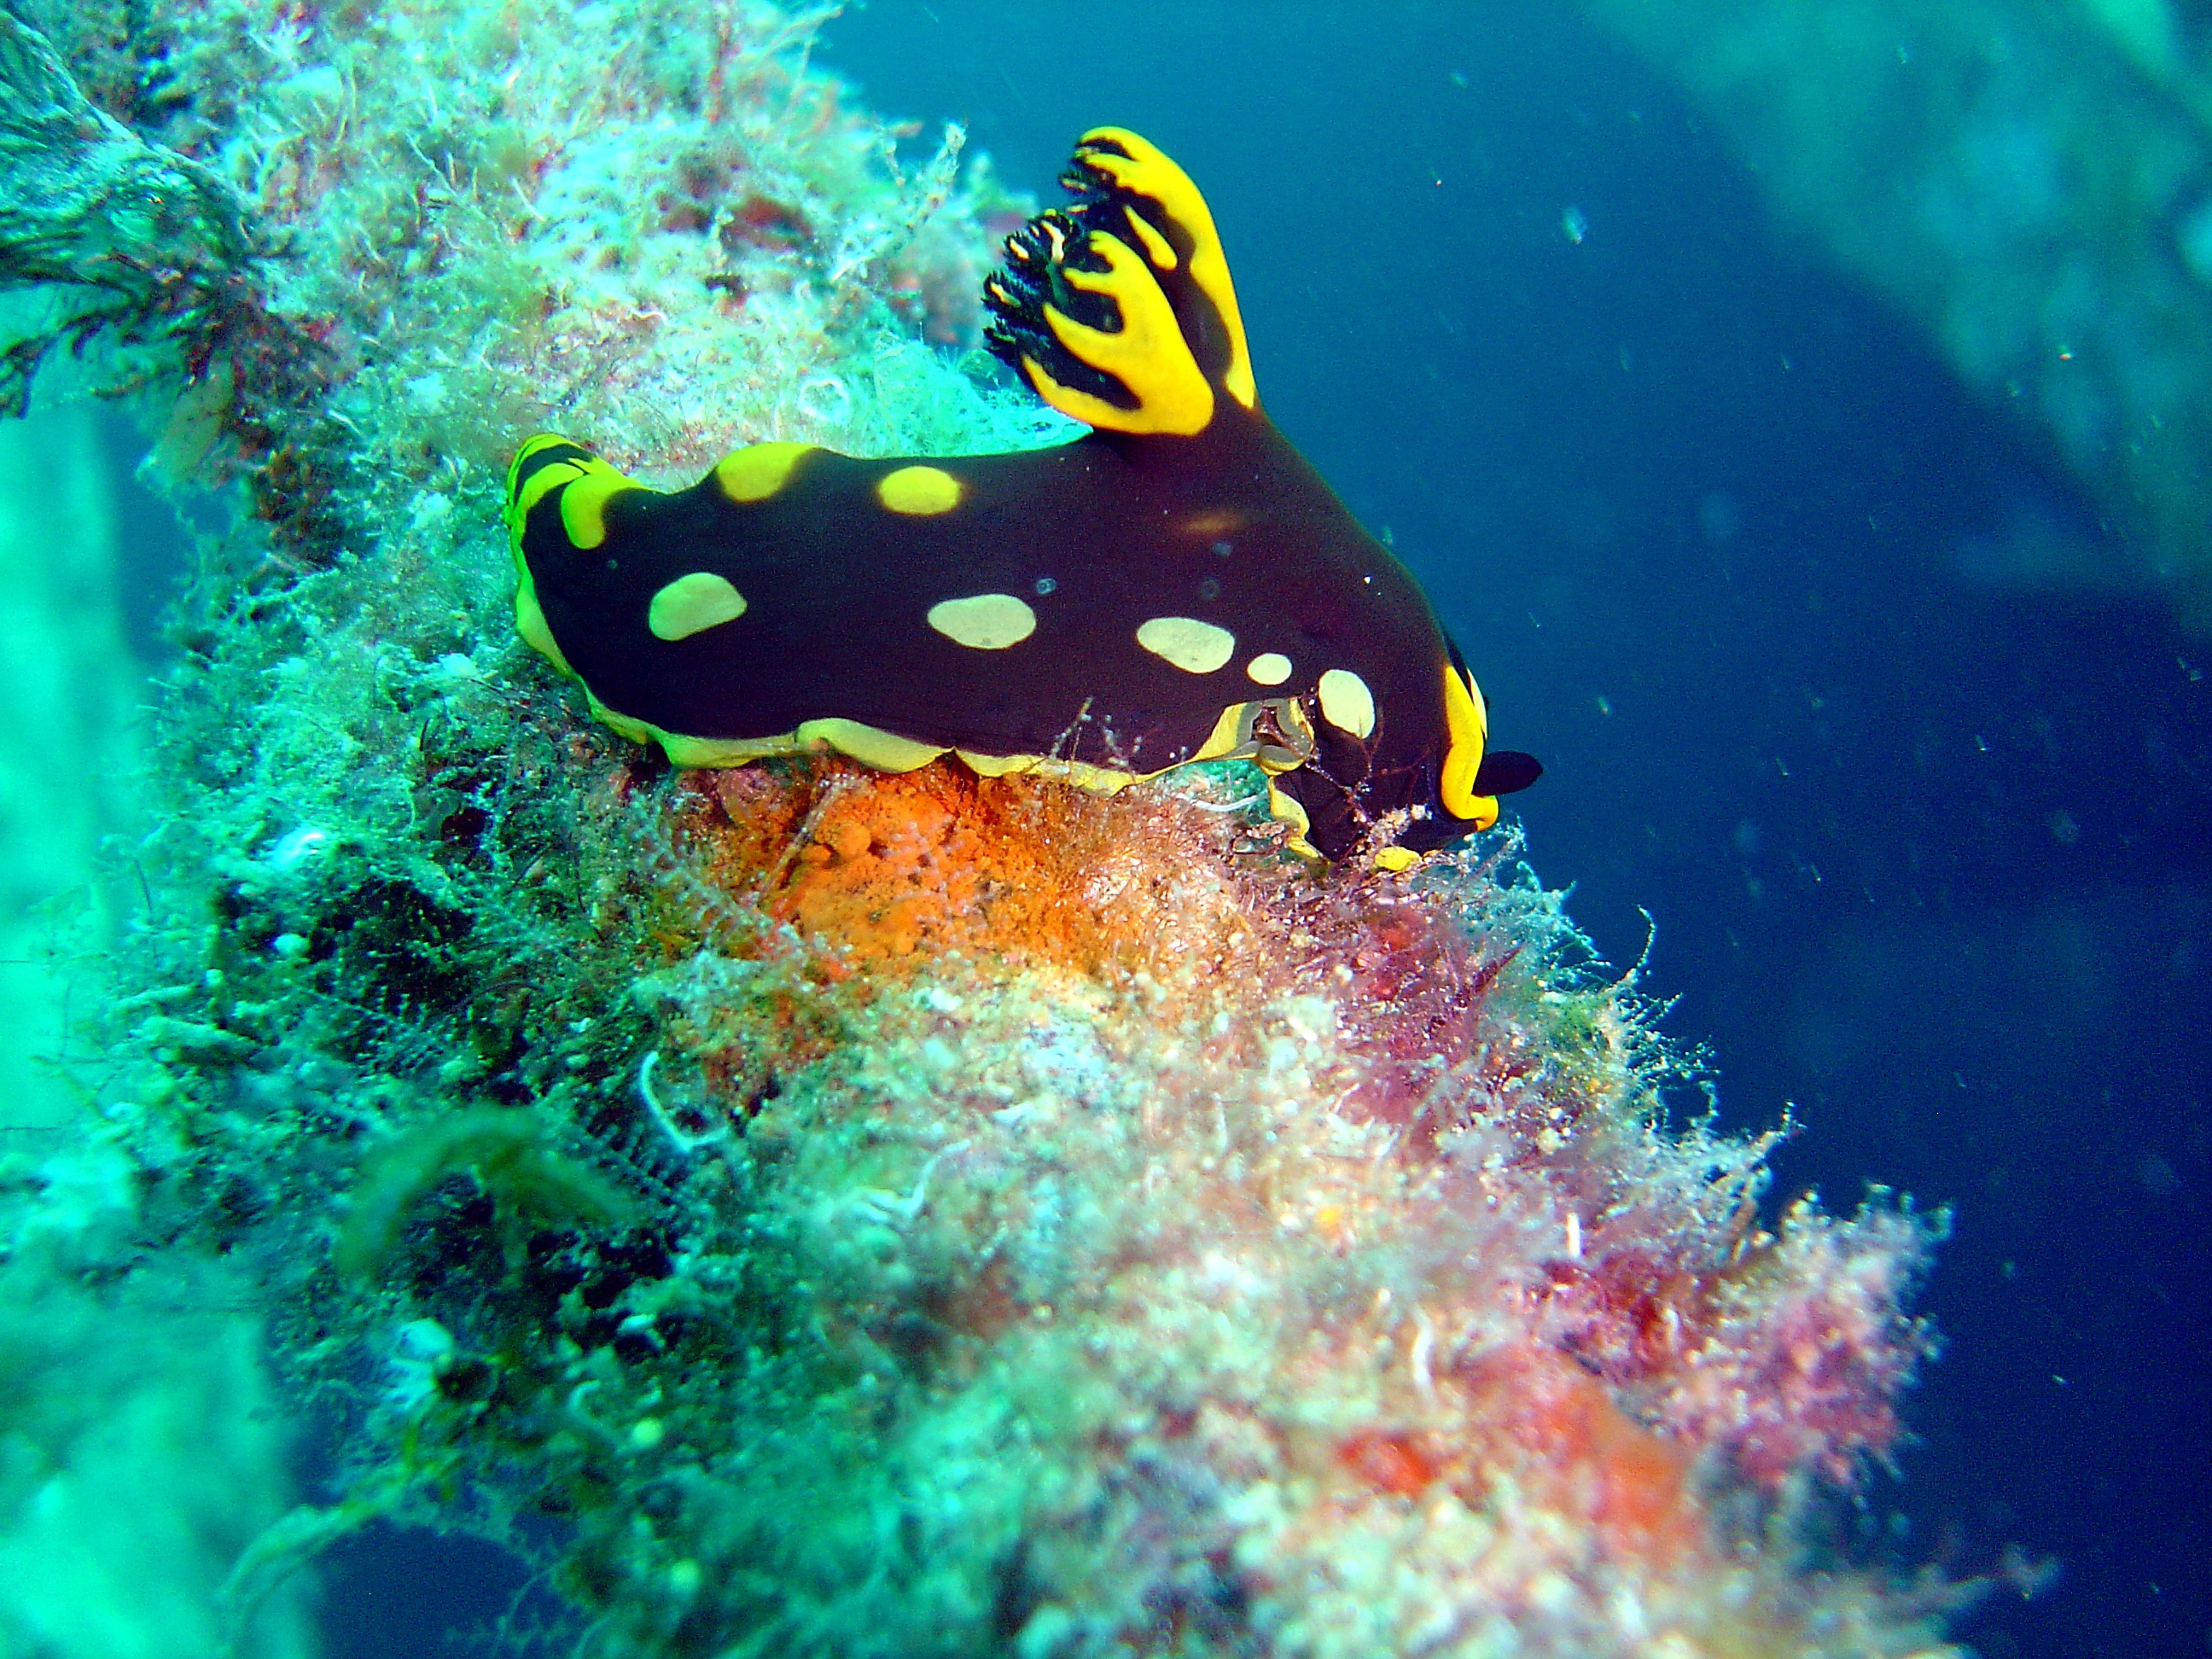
[1653,1198,1941,1490]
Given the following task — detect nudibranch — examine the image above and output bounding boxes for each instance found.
[504,128,1540,866]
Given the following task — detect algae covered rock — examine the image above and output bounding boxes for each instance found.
[4,1,1970,1652]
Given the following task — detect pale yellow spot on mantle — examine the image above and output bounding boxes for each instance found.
[715,441,813,503]
[877,465,963,515]
[1136,615,1234,674]
[928,593,1036,649]
[1318,667,1376,739]
[648,572,748,641]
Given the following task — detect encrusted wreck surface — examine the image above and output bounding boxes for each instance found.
[3,1,1962,1652]
[1579,0,2212,626]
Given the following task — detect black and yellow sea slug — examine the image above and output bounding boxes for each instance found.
[504,128,1540,867]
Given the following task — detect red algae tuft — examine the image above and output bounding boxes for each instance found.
[1660,1195,1942,1489]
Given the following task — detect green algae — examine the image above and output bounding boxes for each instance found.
[333,1104,646,1279]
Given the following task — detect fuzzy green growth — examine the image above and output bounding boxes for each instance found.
[334,1106,643,1278]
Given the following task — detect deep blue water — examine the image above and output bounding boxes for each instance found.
[797,4,2208,1657]
[279,4,2210,1655]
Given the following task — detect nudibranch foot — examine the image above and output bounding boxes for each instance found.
[504,129,1539,866]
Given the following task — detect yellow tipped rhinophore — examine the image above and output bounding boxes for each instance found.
[504,434,643,679]
[506,435,640,563]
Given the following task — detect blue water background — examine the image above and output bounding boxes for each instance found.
[295,3,2209,1655]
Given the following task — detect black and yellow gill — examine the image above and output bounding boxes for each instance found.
[504,128,1540,866]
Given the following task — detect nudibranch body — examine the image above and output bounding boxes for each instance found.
[505,128,1540,864]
